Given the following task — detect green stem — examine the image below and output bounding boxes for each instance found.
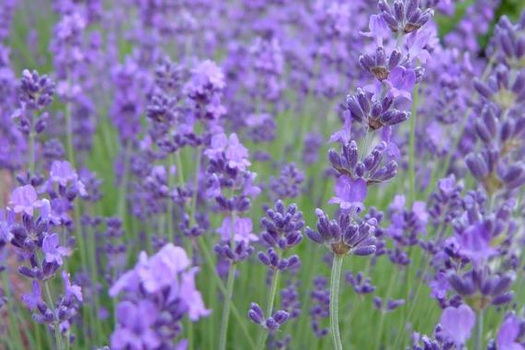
[330,255,344,350]
[219,211,238,350]
[408,86,418,205]
[256,267,281,350]
[375,270,398,350]
[218,262,236,350]
[85,214,104,345]
[196,236,255,348]
[44,281,64,350]
[393,259,429,348]
[474,310,484,350]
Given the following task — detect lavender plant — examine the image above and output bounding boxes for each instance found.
[1,1,525,350]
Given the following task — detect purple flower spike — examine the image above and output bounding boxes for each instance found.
[440,304,476,347]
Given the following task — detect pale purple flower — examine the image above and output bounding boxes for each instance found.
[9,185,43,216]
[360,14,390,46]
[329,116,352,144]
[381,126,400,159]
[111,300,161,350]
[49,160,87,196]
[42,233,69,266]
[189,60,225,92]
[497,315,524,350]
[109,268,140,297]
[136,244,191,294]
[176,340,188,350]
[430,271,449,300]
[224,134,251,171]
[458,222,496,266]
[110,244,191,296]
[50,160,77,186]
[329,176,367,212]
[0,209,14,245]
[404,25,435,63]
[384,66,416,100]
[438,175,458,196]
[412,202,429,225]
[22,280,42,310]
[179,267,211,321]
[440,304,476,346]
[62,271,83,303]
[204,133,228,162]
[216,217,258,244]
[243,172,262,198]
[205,133,251,171]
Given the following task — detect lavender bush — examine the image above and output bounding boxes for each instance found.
[1,0,525,349]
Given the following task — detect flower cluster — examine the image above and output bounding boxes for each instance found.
[109,244,209,349]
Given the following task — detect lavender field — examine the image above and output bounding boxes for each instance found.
[2,0,525,349]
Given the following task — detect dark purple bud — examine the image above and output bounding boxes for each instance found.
[359,54,375,71]
[491,275,513,296]
[258,252,271,266]
[473,79,492,99]
[273,310,289,325]
[352,245,376,256]
[466,153,489,180]
[492,292,514,306]
[248,303,264,324]
[448,274,475,296]
[265,317,279,330]
[393,1,405,22]
[388,50,402,69]
[306,227,325,245]
[386,299,405,311]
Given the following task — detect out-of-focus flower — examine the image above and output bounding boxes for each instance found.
[9,185,43,216]
[439,304,476,347]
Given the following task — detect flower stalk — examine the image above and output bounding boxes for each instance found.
[330,254,344,350]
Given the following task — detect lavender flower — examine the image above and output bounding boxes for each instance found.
[9,185,43,216]
[110,244,209,349]
[306,209,377,256]
[439,304,476,347]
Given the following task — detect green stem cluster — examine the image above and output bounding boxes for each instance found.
[330,255,344,350]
